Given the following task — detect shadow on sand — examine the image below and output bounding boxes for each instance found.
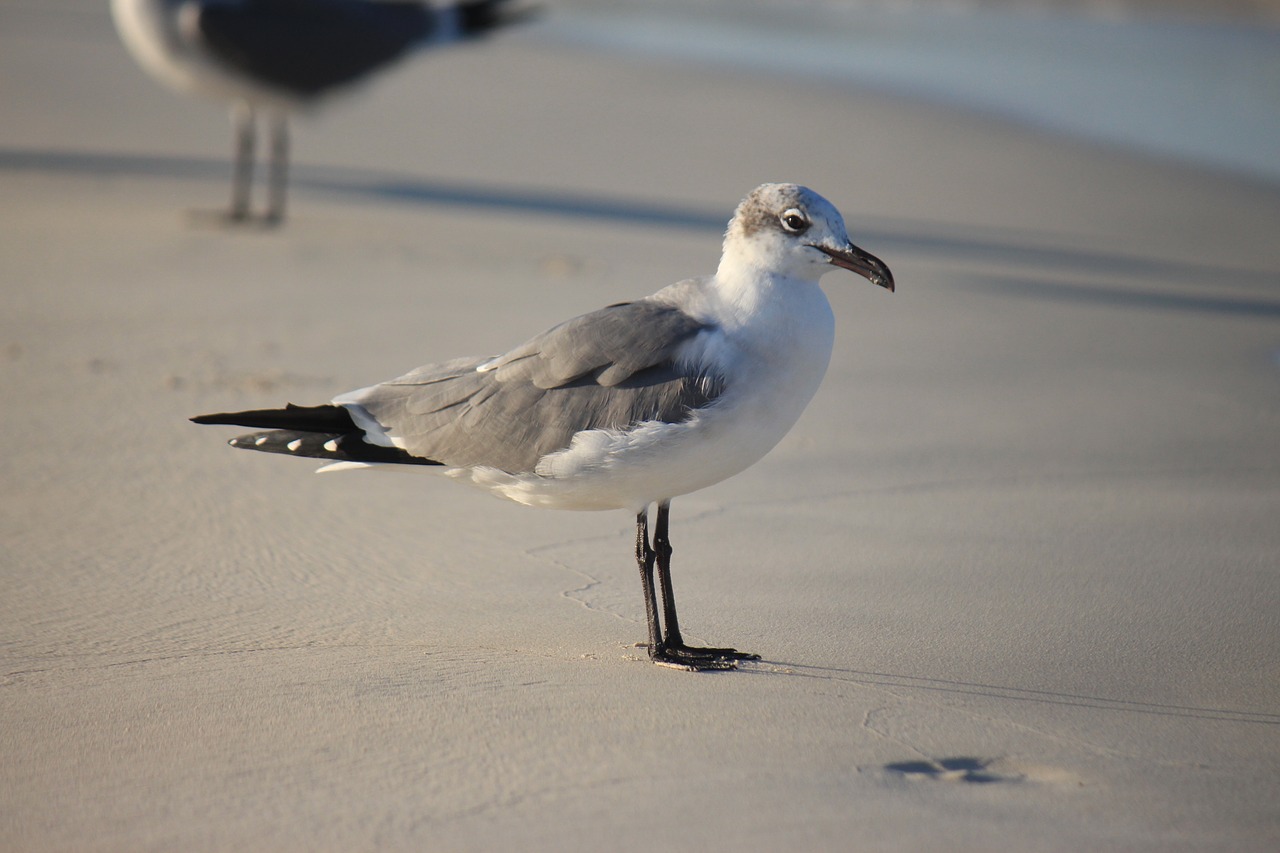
[6,146,1277,291]
[743,662,1280,725]
[961,274,1280,319]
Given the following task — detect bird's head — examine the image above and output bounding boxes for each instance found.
[721,183,894,292]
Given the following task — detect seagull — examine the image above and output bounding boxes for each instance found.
[192,183,894,669]
[110,0,524,223]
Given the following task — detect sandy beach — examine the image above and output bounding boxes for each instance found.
[2,1,1279,850]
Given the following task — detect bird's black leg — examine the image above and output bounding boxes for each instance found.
[264,111,288,225]
[653,501,685,646]
[229,102,255,222]
[635,509,663,655]
[647,501,759,669]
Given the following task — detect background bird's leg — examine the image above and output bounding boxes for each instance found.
[265,111,288,224]
[635,508,662,656]
[229,101,255,221]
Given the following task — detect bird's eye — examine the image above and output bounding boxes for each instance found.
[779,209,809,234]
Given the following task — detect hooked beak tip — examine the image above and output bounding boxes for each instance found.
[814,243,895,293]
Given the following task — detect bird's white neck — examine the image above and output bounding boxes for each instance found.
[713,249,828,330]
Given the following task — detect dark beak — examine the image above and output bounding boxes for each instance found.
[812,243,895,292]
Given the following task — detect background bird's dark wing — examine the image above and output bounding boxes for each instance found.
[197,0,435,96]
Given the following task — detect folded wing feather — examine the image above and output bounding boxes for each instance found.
[339,298,726,474]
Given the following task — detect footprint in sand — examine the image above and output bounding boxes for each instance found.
[882,757,1083,787]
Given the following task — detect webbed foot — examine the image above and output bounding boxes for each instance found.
[646,642,760,671]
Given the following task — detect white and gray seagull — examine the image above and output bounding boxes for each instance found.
[111,0,525,223]
[193,183,894,669]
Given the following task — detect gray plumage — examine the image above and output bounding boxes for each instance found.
[338,296,726,474]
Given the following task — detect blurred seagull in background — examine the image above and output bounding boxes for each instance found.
[192,184,894,669]
[111,0,527,223]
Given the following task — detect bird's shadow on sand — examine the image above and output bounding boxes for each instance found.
[741,661,1280,725]
[962,273,1280,319]
[6,146,1278,296]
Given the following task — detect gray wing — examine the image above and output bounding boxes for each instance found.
[340,299,726,474]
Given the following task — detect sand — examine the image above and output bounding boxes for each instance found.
[2,2,1278,851]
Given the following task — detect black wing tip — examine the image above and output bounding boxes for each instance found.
[225,429,444,467]
[194,405,441,466]
[190,404,357,432]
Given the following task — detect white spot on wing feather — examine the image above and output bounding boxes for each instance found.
[316,461,374,473]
